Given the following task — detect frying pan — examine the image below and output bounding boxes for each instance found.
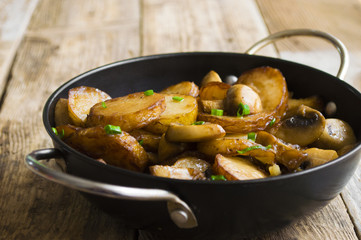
[25,29,361,239]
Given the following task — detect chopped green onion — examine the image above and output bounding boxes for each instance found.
[104,124,122,134]
[59,129,65,139]
[144,89,154,96]
[52,127,58,135]
[101,101,107,108]
[237,103,250,117]
[211,109,223,116]
[192,121,205,125]
[247,132,256,141]
[269,118,276,127]
[138,139,144,145]
[237,144,272,154]
[52,127,64,138]
[172,96,184,102]
[211,175,227,181]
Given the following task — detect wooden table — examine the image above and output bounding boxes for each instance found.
[1,0,360,239]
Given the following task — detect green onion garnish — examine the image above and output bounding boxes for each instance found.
[269,118,276,127]
[211,109,223,116]
[138,139,144,145]
[192,121,205,125]
[211,175,227,181]
[104,124,122,134]
[101,102,107,108]
[144,89,154,96]
[52,127,64,138]
[237,144,272,154]
[247,132,256,141]
[237,103,250,117]
[52,127,58,135]
[172,96,184,102]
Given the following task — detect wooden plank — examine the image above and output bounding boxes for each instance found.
[256,0,361,238]
[140,0,359,239]
[142,0,277,55]
[0,0,140,239]
[0,0,39,96]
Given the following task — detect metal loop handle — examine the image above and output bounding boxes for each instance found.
[245,29,349,80]
[25,148,198,229]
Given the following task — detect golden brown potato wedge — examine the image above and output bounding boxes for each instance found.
[165,122,226,142]
[129,129,161,152]
[63,126,148,172]
[288,95,324,112]
[149,165,206,180]
[160,81,199,97]
[86,92,166,132]
[68,86,111,126]
[54,98,73,126]
[200,70,222,87]
[213,154,267,181]
[144,94,198,134]
[199,82,230,100]
[199,99,224,114]
[236,66,288,112]
[197,133,253,158]
[55,124,80,139]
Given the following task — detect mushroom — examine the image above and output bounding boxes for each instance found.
[224,84,263,116]
[312,118,356,150]
[200,70,222,87]
[274,105,326,146]
[165,122,226,142]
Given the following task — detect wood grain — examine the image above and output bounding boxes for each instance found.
[256,0,361,238]
[0,0,39,96]
[0,0,140,239]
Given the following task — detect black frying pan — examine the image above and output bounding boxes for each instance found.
[25,29,361,240]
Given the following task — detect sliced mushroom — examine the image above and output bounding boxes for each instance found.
[312,118,356,150]
[158,134,190,161]
[277,149,308,171]
[224,84,263,116]
[149,165,206,180]
[165,122,226,142]
[173,157,211,172]
[303,148,338,168]
[274,105,326,146]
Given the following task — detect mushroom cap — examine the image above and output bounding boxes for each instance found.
[224,84,263,116]
[274,105,326,146]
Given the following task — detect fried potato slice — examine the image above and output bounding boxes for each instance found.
[165,122,225,142]
[197,133,253,157]
[288,95,324,112]
[160,81,199,97]
[54,98,73,126]
[199,99,224,114]
[200,70,222,87]
[303,148,338,168]
[236,66,287,112]
[149,165,206,180]
[129,129,161,152]
[68,86,111,126]
[86,92,166,132]
[198,66,288,133]
[144,94,198,134]
[213,154,267,181]
[55,124,80,139]
[199,82,230,100]
[63,126,148,172]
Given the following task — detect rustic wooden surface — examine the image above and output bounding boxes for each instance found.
[0,0,360,239]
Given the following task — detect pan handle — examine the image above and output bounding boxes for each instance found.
[245,29,349,80]
[25,148,198,229]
